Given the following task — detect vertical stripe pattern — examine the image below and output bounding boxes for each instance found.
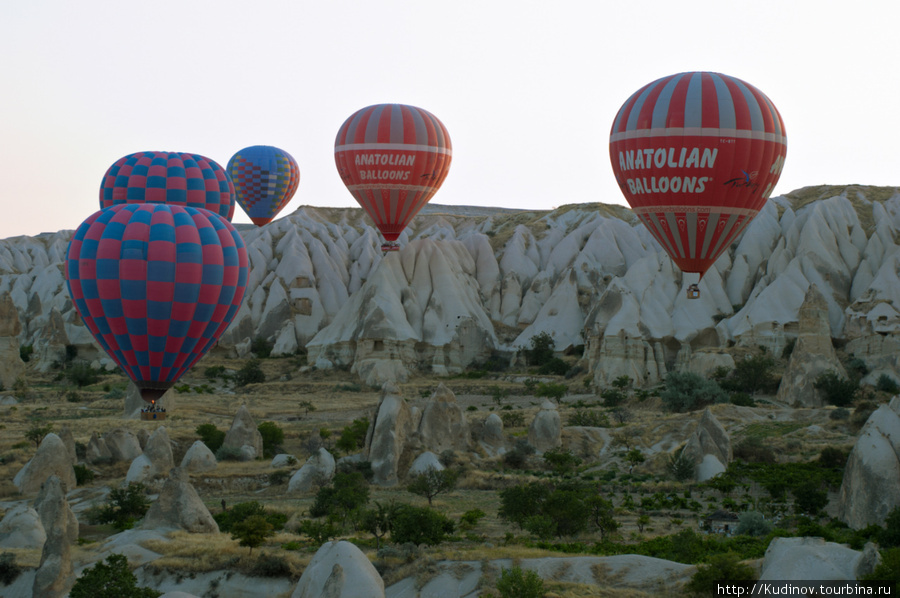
[334,103,452,242]
[609,72,787,277]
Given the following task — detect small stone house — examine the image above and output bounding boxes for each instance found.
[703,510,739,535]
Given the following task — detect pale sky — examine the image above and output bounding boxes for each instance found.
[1,1,897,239]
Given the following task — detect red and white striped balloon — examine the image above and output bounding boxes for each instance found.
[334,103,452,246]
[610,72,787,278]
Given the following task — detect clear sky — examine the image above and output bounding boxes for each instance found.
[1,0,897,239]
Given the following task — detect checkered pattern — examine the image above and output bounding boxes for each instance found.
[227,146,300,226]
[99,151,236,221]
[65,204,248,394]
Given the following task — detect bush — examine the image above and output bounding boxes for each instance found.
[309,472,370,522]
[496,565,545,598]
[721,351,777,394]
[667,449,694,482]
[661,371,727,412]
[231,515,274,555]
[459,508,486,531]
[537,357,570,376]
[196,423,225,453]
[818,446,848,469]
[524,332,555,367]
[877,375,900,394]
[686,552,755,596]
[336,459,374,482]
[880,507,900,548]
[299,519,340,544]
[214,501,286,534]
[19,345,33,363]
[215,445,244,461]
[249,553,292,577]
[829,408,850,421]
[25,421,53,449]
[336,418,369,454]
[390,504,455,546]
[70,553,161,597]
[250,337,273,358]
[733,437,776,464]
[66,361,102,387]
[234,358,265,387]
[567,409,609,427]
[500,411,525,428]
[542,448,582,476]
[74,464,95,485]
[268,470,291,486]
[814,371,859,407]
[0,552,22,586]
[502,438,535,469]
[257,421,284,458]
[534,382,568,404]
[91,483,150,531]
[735,511,772,537]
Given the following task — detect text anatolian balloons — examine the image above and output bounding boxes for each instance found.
[227,145,300,226]
[65,204,248,402]
[100,151,236,221]
[609,72,787,292]
[334,103,452,251]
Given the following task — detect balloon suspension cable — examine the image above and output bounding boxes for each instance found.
[381,242,401,254]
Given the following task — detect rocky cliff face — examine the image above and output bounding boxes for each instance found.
[1,186,898,386]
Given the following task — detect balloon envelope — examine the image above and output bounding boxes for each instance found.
[100,151,236,221]
[227,145,300,226]
[609,71,787,277]
[65,203,249,401]
[334,103,452,243]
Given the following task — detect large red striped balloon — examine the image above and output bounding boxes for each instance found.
[334,104,452,247]
[609,72,787,278]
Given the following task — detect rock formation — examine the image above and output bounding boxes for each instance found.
[364,383,416,486]
[103,428,143,462]
[85,431,112,463]
[776,284,847,407]
[288,448,336,493]
[32,475,77,598]
[291,540,385,598]
[13,433,76,494]
[837,396,900,528]
[416,383,469,453]
[222,404,263,460]
[0,504,46,548]
[57,425,77,465]
[142,467,219,533]
[683,408,732,482]
[407,451,444,476]
[759,537,875,580]
[478,413,506,455]
[126,426,175,484]
[180,440,218,473]
[528,400,562,454]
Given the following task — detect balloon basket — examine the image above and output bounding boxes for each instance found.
[140,411,167,421]
[381,243,400,253]
[686,284,700,300]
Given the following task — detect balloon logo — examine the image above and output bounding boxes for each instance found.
[609,72,787,296]
[65,204,249,401]
[227,145,300,226]
[100,151,236,221]
[334,103,452,251]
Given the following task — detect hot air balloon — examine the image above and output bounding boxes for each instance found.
[65,203,249,402]
[100,151,236,221]
[609,72,787,298]
[334,103,452,251]
[227,145,300,226]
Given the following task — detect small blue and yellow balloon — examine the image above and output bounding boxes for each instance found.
[227,145,300,226]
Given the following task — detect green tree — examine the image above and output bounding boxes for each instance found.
[231,514,274,555]
[390,504,455,546]
[360,501,398,549]
[667,448,694,482]
[195,423,225,452]
[625,448,645,473]
[686,552,755,596]
[587,495,620,541]
[93,483,151,531]
[499,482,552,528]
[335,417,369,454]
[298,519,339,545]
[496,565,544,598]
[722,351,777,394]
[534,382,568,404]
[542,448,582,476]
[525,331,555,366]
[234,358,265,387]
[309,472,370,523]
[406,468,460,506]
[214,501,286,533]
[880,507,900,548]
[25,421,54,449]
[661,371,727,412]
[735,511,772,537]
[814,371,859,407]
[793,480,828,516]
[862,547,900,593]
[70,553,161,598]
[257,421,284,458]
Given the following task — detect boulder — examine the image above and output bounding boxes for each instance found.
[683,408,731,481]
[271,453,298,468]
[288,448,336,493]
[0,291,25,389]
[759,537,870,580]
[0,505,46,549]
[222,404,263,460]
[407,451,444,476]
[696,454,727,482]
[86,431,112,464]
[55,425,77,466]
[124,383,176,419]
[417,383,470,453]
[527,400,561,454]
[32,475,77,598]
[13,433,77,494]
[180,440,218,473]
[837,397,900,528]
[142,468,219,533]
[365,383,416,486]
[103,428,143,462]
[0,395,18,406]
[479,413,506,456]
[776,284,847,407]
[126,426,175,484]
[291,540,385,598]
[33,307,68,373]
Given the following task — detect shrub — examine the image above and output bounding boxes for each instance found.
[524,332,555,367]
[537,357,570,376]
[793,480,828,515]
[214,501,286,534]
[721,351,777,394]
[231,515,274,555]
[336,459,374,482]
[268,470,291,486]
[299,518,340,544]
[736,511,772,536]
[70,553,161,598]
[0,552,22,585]
[818,446,848,469]
[534,382,568,404]
[204,365,227,380]
[406,468,459,505]
[250,337,273,358]
[496,565,545,598]
[880,507,900,548]
[91,483,150,531]
[733,437,776,464]
[66,361,102,387]
[686,552,756,596]
[459,508,486,531]
[861,547,900,593]
[196,423,225,452]
[667,448,694,482]
[257,421,284,458]
[309,472,370,522]
[336,418,369,454]
[234,358,265,387]
[600,387,626,407]
[500,411,525,428]
[74,464,95,485]
[390,504,455,546]
[542,448,582,476]
[249,553,292,577]
[567,409,609,427]
[19,345,33,363]
[502,438,535,469]
[829,408,850,421]
[661,371,727,412]
[877,375,900,394]
[25,421,53,449]
[215,445,244,461]
[814,371,859,407]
